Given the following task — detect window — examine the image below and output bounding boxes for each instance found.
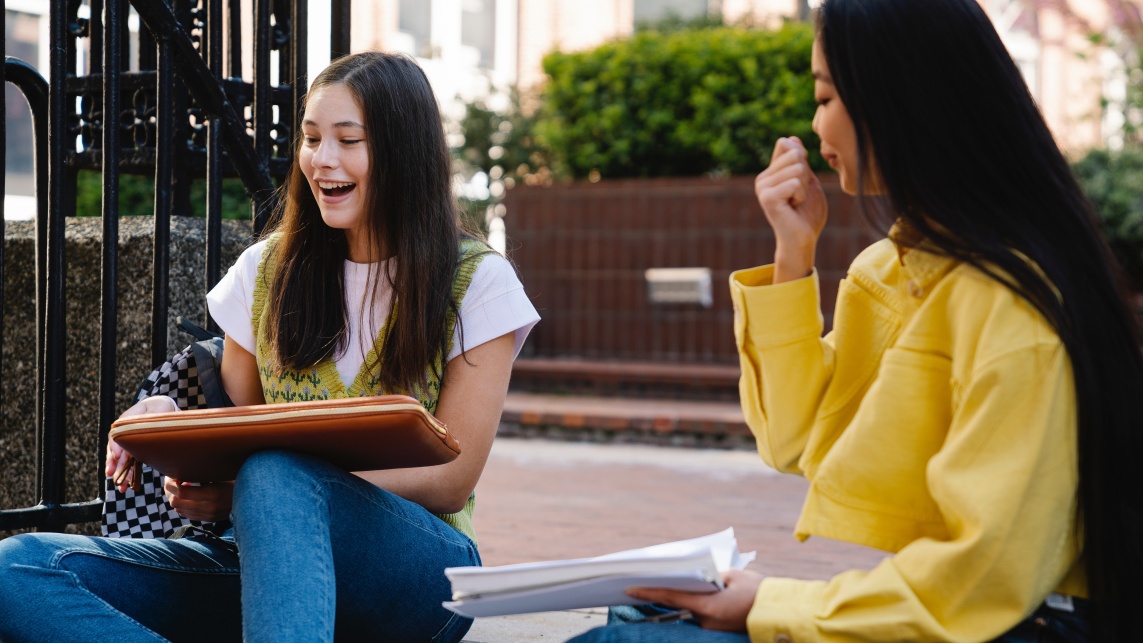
[399,0,432,58]
[461,0,496,69]
[633,0,708,23]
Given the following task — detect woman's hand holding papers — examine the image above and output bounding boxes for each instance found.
[625,569,765,632]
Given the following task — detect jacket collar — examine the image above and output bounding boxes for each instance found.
[889,220,958,293]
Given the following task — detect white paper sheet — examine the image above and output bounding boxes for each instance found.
[442,528,755,618]
[444,572,719,618]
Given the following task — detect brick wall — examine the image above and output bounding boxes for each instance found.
[506,174,877,364]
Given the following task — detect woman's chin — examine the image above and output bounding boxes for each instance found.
[839,175,858,195]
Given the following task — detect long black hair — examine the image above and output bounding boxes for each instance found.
[265,52,478,392]
[817,0,1143,639]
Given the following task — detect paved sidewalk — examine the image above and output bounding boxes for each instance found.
[461,438,888,641]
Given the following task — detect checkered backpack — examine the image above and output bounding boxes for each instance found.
[101,318,234,538]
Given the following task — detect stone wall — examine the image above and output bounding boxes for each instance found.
[1,217,252,536]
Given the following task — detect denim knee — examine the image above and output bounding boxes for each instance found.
[232,449,338,527]
[0,533,28,594]
[239,448,303,478]
[0,534,57,623]
[0,533,62,579]
[236,449,315,498]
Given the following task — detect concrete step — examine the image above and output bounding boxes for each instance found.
[511,358,740,401]
[499,391,752,449]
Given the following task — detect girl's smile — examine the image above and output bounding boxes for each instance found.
[315,180,358,201]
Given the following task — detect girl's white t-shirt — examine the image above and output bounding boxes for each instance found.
[206,239,540,386]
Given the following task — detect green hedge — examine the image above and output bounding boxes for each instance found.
[75,171,253,219]
[1073,147,1143,290]
[537,22,824,179]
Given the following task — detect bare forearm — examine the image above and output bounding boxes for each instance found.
[355,333,516,515]
[355,465,477,515]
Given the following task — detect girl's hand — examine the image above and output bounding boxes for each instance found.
[164,477,235,522]
[754,136,828,283]
[105,396,179,492]
[625,569,765,632]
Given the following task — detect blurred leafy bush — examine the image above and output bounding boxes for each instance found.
[451,88,552,233]
[1073,147,1143,290]
[75,170,252,219]
[536,21,825,179]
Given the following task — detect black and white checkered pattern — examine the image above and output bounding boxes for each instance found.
[136,346,207,411]
[102,343,228,539]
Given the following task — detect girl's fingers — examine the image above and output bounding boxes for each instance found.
[108,397,175,486]
[105,439,129,478]
[788,175,808,207]
[163,476,181,503]
[164,479,234,521]
[756,168,808,214]
[758,176,804,212]
[756,158,825,222]
[625,587,710,612]
[762,137,807,176]
[757,161,808,190]
[105,435,136,493]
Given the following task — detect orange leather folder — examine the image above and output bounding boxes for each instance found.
[109,394,460,483]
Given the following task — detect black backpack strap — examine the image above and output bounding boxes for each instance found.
[190,335,234,409]
[176,316,223,342]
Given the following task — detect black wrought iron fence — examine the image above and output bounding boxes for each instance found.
[0,0,348,533]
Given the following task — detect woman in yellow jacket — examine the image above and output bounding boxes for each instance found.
[569,0,1143,641]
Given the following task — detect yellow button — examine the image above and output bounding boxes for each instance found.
[907,279,924,298]
[775,635,793,643]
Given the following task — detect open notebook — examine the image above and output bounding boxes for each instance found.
[443,528,755,618]
[109,394,460,483]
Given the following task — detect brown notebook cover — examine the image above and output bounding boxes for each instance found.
[109,394,460,483]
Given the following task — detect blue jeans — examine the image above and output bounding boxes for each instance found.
[567,598,1091,643]
[0,450,480,642]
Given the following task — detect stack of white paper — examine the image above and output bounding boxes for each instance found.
[443,528,755,618]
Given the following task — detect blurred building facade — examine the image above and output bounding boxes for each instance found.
[2,0,1139,213]
[976,0,1140,152]
[350,0,1139,155]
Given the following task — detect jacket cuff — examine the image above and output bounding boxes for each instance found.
[747,577,827,642]
[729,266,823,348]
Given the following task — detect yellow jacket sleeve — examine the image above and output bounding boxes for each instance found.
[745,342,1079,643]
[731,265,834,475]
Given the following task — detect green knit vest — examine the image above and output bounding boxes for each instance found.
[251,236,488,542]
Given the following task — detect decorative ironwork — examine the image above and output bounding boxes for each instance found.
[0,0,350,533]
[72,1,292,206]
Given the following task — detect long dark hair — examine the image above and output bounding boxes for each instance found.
[817,0,1143,639]
[265,52,477,392]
